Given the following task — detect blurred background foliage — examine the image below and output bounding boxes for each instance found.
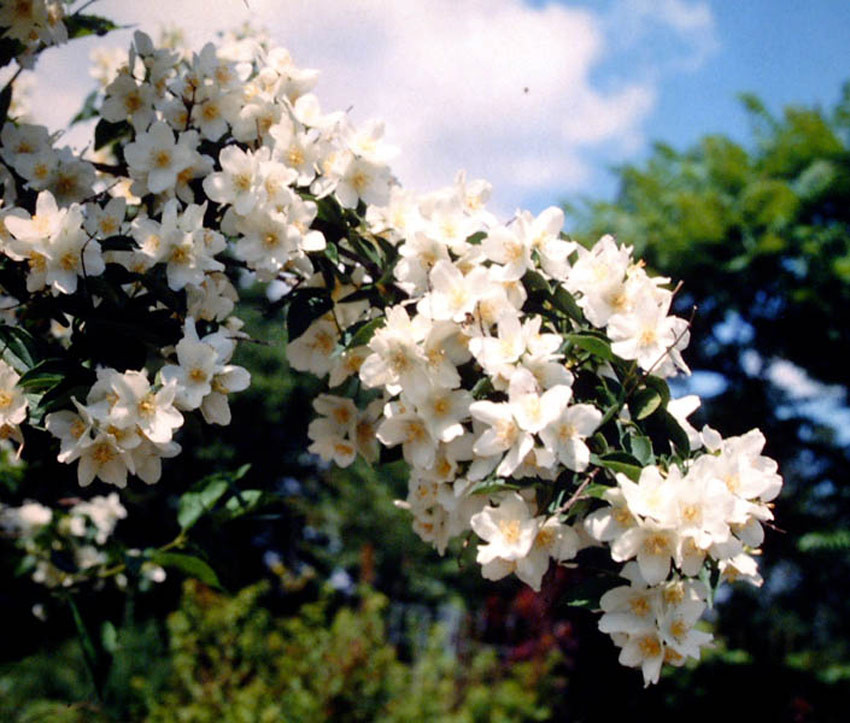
[566,82,850,720]
[2,84,850,721]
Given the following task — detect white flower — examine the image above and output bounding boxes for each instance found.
[359,306,430,394]
[109,371,184,444]
[0,360,27,428]
[335,156,392,209]
[539,402,602,472]
[124,121,194,195]
[418,260,490,323]
[286,317,338,378]
[469,396,532,479]
[608,289,690,375]
[76,432,134,488]
[376,400,437,470]
[470,492,540,572]
[101,73,155,131]
[203,145,264,215]
[160,321,219,410]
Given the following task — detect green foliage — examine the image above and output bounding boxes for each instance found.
[0,581,559,722]
[0,620,170,722]
[569,83,850,716]
[141,580,558,722]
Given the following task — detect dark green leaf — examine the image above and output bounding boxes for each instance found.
[94,118,131,151]
[71,89,100,125]
[178,478,229,531]
[345,315,384,349]
[658,409,691,454]
[469,479,523,496]
[630,386,663,420]
[0,324,39,373]
[590,452,643,482]
[100,621,118,655]
[65,13,119,39]
[323,242,339,265]
[0,38,25,71]
[560,574,621,609]
[643,375,671,408]
[223,490,265,519]
[583,483,612,500]
[286,288,333,340]
[564,332,614,361]
[148,551,221,589]
[521,270,550,295]
[99,235,137,252]
[17,359,71,392]
[470,375,494,399]
[798,529,850,552]
[628,434,654,466]
[0,79,12,127]
[552,285,584,322]
[67,595,110,699]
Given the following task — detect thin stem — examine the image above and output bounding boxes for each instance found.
[555,468,599,516]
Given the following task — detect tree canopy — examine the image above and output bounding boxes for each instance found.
[569,84,850,719]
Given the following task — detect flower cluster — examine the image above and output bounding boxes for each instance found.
[0,358,27,448]
[0,493,164,590]
[0,0,66,64]
[288,160,780,683]
[0,16,783,685]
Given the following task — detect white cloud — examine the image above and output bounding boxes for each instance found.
[25,0,713,212]
[606,0,718,72]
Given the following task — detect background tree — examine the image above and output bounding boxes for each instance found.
[567,85,850,720]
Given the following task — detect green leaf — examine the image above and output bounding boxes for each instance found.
[552,285,584,322]
[149,551,221,589]
[67,595,110,699]
[94,118,131,151]
[470,375,494,399]
[591,452,643,482]
[564,332,614,361]
[798,529,850,552]
[628,434,654,466]
[348,233,382,269]
[0,324,39,373]
[468,479,523,496]
[99,235,138,252]
[630,386,663,420]
[17,359,72,392]
[223,490,265,519]
[71,89,100,125]
[521,270,550,295]
[344,315,384,349]
[658,409,691,454]
[323,242,340,265]
[560,574,620,609]
[316,195,346,226]
[100,621,118,655]
[178,478,229,531]
[286,288,333,340]
[0,79,12,127]
[583,483,612,500]
[0,38,25,71]
[65,13,120,39]
[643,375,671,408]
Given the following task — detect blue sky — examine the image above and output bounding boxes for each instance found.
[561,0,850,203]
[22,0,850,216]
